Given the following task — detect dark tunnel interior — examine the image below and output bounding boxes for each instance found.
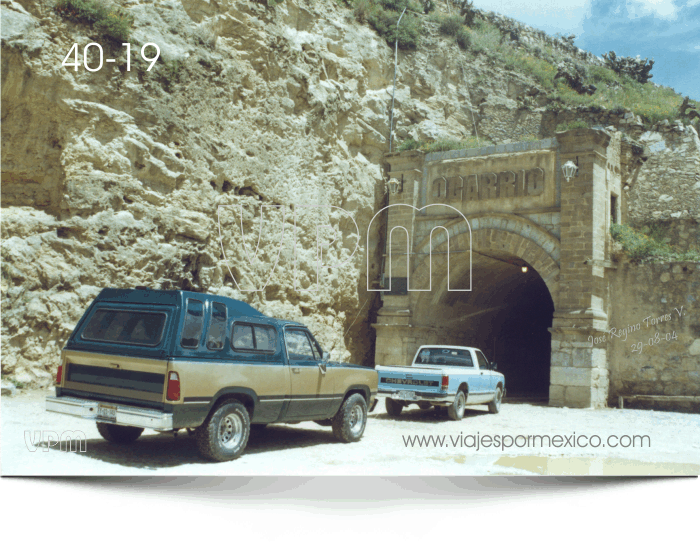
[413,250,555,398]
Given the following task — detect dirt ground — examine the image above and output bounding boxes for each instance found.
[2,389,699,476]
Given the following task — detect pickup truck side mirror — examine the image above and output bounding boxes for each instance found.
[490,362,498,371]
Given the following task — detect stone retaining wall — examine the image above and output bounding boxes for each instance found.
[608,261,700,412]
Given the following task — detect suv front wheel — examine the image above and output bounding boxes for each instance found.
[196,401,250,462]
[332,393,367,443]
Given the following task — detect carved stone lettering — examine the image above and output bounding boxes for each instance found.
[527,168,545,196]
[448,176,463,201]
[432,177,447,199]
[498,171,517,198]
[465,174,479,201]
[480,173,498,200]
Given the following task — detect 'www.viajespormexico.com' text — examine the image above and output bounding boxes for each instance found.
[402,433,651,451]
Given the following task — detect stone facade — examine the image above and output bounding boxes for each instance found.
[375,128,640,408]
[608,262,700,412]
[626,124,700,224]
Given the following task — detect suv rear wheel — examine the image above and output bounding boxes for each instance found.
[332,393,367,443]
[196,401,250,462]
[96,423,143,444]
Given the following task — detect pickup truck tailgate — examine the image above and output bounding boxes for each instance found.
[60,349,167,405]
[377,366,443,394]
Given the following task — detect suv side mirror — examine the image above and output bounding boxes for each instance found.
[490,362,497,370]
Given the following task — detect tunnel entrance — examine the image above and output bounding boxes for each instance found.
[415,249,555,399]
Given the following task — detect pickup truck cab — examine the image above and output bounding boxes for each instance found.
[376,345,505,420]
[46,288,378,461]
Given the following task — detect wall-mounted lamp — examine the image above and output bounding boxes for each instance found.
[521,266,528,273]
[387,177,403,195]
[562,157,579,181]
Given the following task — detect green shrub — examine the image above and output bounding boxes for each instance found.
[397,136,491,153]
[54,0,134,42]
[353,0,373,23]
[550,76,682,126]
[421,0,436,13]
[589,65,620,87]
[438,15,463,36]
[377,0,421,12]
[397,138,422,151]
[555,120,589,131]
[611,224,700,262]
[455,27,471,50]
[368,9,422,50]
[611,224,657,260]
[468,20,500,56]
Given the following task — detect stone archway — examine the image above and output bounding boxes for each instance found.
[406,216,559,398]
[409,213,560,305]
[375,131,620,408]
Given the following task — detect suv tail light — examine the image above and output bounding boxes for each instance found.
[441,375,449,391]
[55,364,63,385]
[166,372,181,401]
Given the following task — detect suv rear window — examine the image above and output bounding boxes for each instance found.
[81,309,166,347]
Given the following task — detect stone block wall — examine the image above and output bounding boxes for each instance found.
[626,124,700,223]
[607,262,700,412]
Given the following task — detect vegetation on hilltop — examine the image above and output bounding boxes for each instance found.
[396,136,492,152]
[349,0,695,129]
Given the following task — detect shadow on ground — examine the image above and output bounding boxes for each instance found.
[36,425,340,469]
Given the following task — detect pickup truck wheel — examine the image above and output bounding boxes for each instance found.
[332,394,367,443]
[385,397,403,417]
[447,391,466,421]
[96,423,143,444]
[488,387,503,414]
[196,401,250,462]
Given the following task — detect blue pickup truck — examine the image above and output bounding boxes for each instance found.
[376,345,505,420]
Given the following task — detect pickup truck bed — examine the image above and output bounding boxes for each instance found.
[376,345,505,420]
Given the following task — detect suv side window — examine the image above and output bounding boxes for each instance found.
[206,302,227,350]
[231,323,278,353]
[253,325,277,352]
[285,330,315,361]
[232,324,255,350]
[476,351,489,370]
[181,299,204,348]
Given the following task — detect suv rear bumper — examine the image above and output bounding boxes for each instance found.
[46,396,173,431]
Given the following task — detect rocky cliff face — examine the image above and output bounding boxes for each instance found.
[1,0,698,386]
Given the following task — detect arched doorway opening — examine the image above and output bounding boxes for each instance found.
[411,235,556,399]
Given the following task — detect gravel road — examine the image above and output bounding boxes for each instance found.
[3,389,699,476]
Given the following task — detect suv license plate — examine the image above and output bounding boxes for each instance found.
[97,404,117,421]
[397,391,416,401]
